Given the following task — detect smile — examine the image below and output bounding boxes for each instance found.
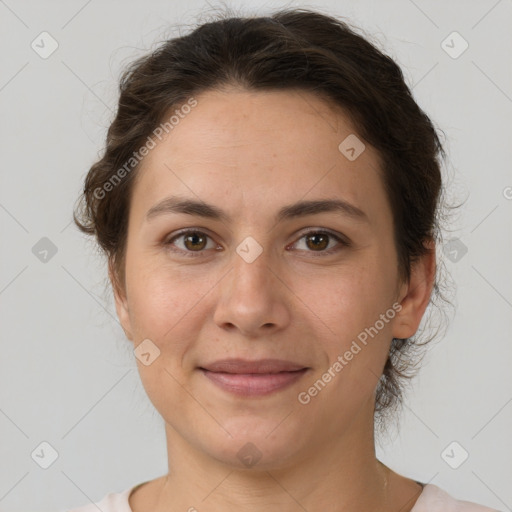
[199,368,309,397]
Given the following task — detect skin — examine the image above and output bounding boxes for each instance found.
[110,87,435,512]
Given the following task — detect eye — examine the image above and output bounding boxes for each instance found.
[164,229,219,257]
[290,229,350,255]
[164,228,350,258]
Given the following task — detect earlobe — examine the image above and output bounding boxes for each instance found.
[108,261,133,341]
[392,241,436,340]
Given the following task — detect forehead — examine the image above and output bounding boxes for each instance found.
[156,88,363,163]
[130,87,389,228]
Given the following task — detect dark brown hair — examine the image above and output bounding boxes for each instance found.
[73,7,449,435]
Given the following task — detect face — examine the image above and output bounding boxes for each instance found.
[112,88,431,469]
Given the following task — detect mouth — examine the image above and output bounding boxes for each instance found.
[198,358,310,397]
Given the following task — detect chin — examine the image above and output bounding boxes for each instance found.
[199,417,308,471]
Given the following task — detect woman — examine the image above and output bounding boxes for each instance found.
[70,8,499,512]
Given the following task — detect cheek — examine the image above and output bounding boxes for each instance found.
[295,262,397,398]
[124,256,208,334]
[136,358,190,418]
[297,263,394,340]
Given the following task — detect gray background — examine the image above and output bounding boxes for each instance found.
[1,0,511,511]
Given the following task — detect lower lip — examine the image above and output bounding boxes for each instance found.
[200,368,309,397]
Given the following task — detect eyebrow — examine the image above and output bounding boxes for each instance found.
[145,196,369,224]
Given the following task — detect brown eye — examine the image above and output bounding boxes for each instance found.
[183,232,207,251]
[292,230,349,255]
[305,233,329,251]
[165,229,217,256]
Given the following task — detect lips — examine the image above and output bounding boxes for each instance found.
[199,358,308,374]
[198,358,309,397]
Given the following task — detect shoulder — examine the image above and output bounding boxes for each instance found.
[412,484,501,512]
[66,484,137,512]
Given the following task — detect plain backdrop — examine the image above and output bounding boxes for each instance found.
[0,1,511,511]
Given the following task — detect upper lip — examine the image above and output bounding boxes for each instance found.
[199,358,308,374]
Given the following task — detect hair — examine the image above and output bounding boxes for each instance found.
[73,7,452,438]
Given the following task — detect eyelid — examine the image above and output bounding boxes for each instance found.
[164,227,220,257]
[289,228,351,254]
[294,227,351,245]
[164,227,350,257]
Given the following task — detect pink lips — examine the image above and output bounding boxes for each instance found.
[199,358,309,397]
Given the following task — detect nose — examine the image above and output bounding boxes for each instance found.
[213,244,291,337]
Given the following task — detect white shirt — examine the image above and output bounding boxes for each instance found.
[67,482,501,511]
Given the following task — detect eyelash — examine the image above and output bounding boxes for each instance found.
[163,228,350,258]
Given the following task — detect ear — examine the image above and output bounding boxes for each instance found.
[392,240,436,340]
[108,259,134,341]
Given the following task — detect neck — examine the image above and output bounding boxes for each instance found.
[148,406,405,512]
